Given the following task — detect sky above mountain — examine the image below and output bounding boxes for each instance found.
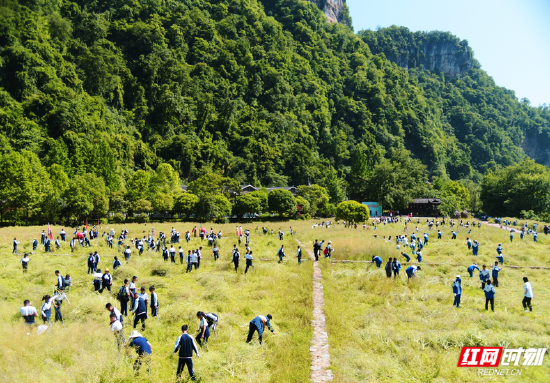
[347,0,550,106]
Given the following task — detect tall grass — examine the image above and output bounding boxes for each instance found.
[293,220,550,382]
[0,222,312,382]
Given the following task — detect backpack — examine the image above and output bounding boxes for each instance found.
[117,286,126,301]
[323,247,329,256]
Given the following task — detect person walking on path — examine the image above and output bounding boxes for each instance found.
[277,245,285,264]
[523,277,533,312]
[128,330,152,375]
[480,265,490,289]
[467,263,480,278]
[313,240,323,261]
[21,300,38,325]
[452,275,462,308]
[195,311,210,348]
[132,292,148,332]
[406,265,420,282]
[484,280,495,312]
[492,262,501,287]
[173,325,199,381]
[246,314,275,345]
[324,241,334,258]
[20,254,30,272]
[245,251,254,274]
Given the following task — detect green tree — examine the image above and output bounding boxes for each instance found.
[268,189,297,217]
[295,196,311,217]
[133,199,153,214]
[335,201,369,225]
[233,193,263,218]
[126,170,151,202]
[298,184,331,217]
[173,193,199,218]
[324,166,345,204]
[152,192,174,218]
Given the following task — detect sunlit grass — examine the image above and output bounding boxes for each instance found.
[0,222,312,382]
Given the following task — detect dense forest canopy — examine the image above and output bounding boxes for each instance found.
[1,0,549,222]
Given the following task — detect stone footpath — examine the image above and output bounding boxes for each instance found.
[296,239,333,382]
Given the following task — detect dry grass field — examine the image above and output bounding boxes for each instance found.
[1,218,549,382]
[0,222,312,382]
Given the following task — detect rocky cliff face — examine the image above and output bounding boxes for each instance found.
[305,0,346,23]
[522,129,550,167]
[360,27,475,78]
[389,40,474,78]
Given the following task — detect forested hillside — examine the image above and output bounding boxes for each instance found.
[1,0,550,223]
[360,26,550,178]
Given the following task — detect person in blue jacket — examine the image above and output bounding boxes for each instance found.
[534,232,538,242]
[467,238,472,250]
[246,314,275,344]
[496,253,504,265]
[406,265,421,282]
[438,230,442,239]
[32,238,38,251]
[416,251,422,263]
[401,252,410,262]
[392,258,401,277]
[452,231,457,239]
[484,280,496,312]
[173,325,199,381]
[467,263,480,277]
[372,256,383,269]
[510,232,514,242]
[128,330,152,375]
[452,275,462,308]
[479,265,490,289]
[423,233,429,246]
[492,262,501,287]
[496,243,503,255]
[472,240,479,256]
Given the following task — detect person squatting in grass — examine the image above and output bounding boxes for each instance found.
[195,311,210,347]
[107,303,125,349]
[401,252,411,262]
[128,330,152,375]
[204,312,219,334]
[523,277,533,312]
[484,280,496,312]
[452,275,462,308]
[173,324,199,381]
[246,314,275,345]
[372,255,382,269]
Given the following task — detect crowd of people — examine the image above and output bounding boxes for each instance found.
[14,216,543,379]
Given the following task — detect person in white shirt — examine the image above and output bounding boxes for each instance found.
[139,287,149,307]
[52,287,71,323]
[40,295,55,324]
[245,251,254,274]
[523,277,533,312]
[124,245,131,262]
[20,300,38,325]
[20,254,30,272]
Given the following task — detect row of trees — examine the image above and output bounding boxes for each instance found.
[0,152,338,224]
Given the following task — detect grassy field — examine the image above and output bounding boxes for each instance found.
[0,223,312,382]
[292,219,550,382]
[2,219,549,382]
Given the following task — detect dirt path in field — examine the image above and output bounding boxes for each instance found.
[296,239,333,382]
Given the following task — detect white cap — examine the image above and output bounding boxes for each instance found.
[328,241,332,244]
[129,330,142,339]
[456,275,460,278]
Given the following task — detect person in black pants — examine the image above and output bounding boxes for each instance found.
[313,240,323,261]
[484,280,495,312]
[119,279,130,317]
[173,325,199,381]
[523,277,533,312]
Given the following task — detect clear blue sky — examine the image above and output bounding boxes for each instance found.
[346,0,550,106]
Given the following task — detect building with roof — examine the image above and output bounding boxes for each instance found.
[404,198,442,216]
